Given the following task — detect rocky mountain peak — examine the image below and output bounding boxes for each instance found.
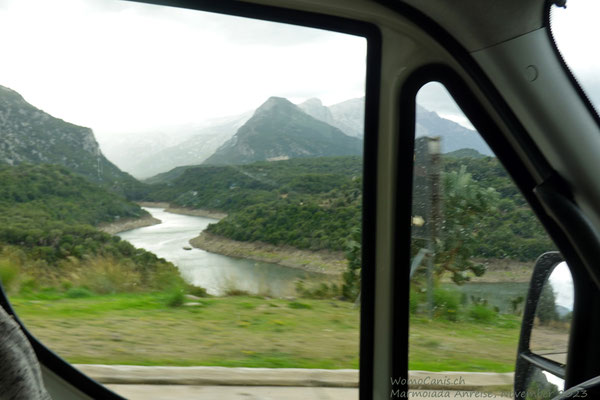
[254,96,298,116]
[0,84,133,184]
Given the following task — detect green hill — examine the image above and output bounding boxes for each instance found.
[444,148,486,158]
[143,149,552,261]
[0,164,181,293]
[0,85,141,196]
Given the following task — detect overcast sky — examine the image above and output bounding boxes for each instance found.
[0,0,367,138]
[0,0,597,139]
[551,1,600,111]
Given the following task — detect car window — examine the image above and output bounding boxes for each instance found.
[408,82,560,399]
[0,1,367,398]
[551,1,600,114]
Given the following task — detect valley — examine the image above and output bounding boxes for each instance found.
[0,83,554,374]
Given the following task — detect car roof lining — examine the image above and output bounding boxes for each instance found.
[399,0,546,51]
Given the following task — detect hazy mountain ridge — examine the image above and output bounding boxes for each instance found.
[128,111,253,179]
[203,97,363,165]
[0,85,134,185]
[91,92,489,178]
[416,105,492,155]
[301,96,490,155]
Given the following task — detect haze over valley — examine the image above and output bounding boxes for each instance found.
[92,93,490,179]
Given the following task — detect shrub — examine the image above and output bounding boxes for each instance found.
[433,288,461,321]
[469,304,497,323]
[224,288,250,296]
[65,287,94,298]
[295,279,341,299]
[0,259,19,293]
[166,288,185,307]
[288,301,312,309]
[186,284,209,298]
[409,289,422,314]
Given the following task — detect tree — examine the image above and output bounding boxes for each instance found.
[342,227,361,301]
[536,282,559,325]
[436,166,499,283]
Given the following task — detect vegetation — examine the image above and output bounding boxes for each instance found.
[140,152,553,289]
[141,156,362,251]
[442,155,553,261]
[0,164,185,296]
[10,292,522,371]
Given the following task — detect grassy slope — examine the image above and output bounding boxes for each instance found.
[11,294,521,371]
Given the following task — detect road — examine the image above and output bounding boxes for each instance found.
[106,385,512,400]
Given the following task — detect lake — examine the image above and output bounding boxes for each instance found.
[118,207,318,296]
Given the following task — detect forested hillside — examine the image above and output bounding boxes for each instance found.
[0,164,181,292]
[143,153,553,261]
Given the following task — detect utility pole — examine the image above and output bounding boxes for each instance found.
[426,137,442,319]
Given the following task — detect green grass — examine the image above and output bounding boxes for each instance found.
[10,293,521,371]
[409,314,521,372]
[11,293,359,369]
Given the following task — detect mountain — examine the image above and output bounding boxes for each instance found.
[297,98,336,126]
[203,97,363,165]
[299,97,365,138]
[444,148,486,159]
[96,128,193,177]
[328,97,365,138]
[0,85,135,186]
[302,96,491,156]
[416,105,492,155]
[128,111,252,179]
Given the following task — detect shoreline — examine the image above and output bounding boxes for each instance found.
[166,207,227,220]
[440,258,533,284]
[137,202,227,220]
[189,232,347,275]
[97,214,161,235]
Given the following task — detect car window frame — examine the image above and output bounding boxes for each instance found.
[0,1,382,398]
[395,63,599,395]
[2,0,599,398]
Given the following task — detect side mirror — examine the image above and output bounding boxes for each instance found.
[515,252,574,399]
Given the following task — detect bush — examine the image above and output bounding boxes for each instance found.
[165,288,185,307]
[295,279,341,299]
[224,288,250,296]
[65,287,94,298]
[409,289,421,314]
[0,259,19,292]
[469,304,497,323]
[433,288,461,321]
[186,284,209,298]
[288,301,312,309]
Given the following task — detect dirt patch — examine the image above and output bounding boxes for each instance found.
[530,326,569,364]
[190,232,346,275]
[97,215,161,235]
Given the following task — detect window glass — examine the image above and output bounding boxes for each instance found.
[0,0,366,397]
[408,83,558,399]
[551,2,600,113]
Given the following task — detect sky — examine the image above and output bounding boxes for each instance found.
[0,0,367,137]
[551,1,600,112]
[0,0,597,140]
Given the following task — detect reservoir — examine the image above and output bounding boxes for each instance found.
[118,207,316,296]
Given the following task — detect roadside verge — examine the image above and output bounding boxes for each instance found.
[74,365,514,391]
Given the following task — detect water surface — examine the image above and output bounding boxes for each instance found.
[119,207,315,296]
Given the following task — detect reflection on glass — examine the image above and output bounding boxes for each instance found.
[531,262,573,366]
[408,83,556,395]
[0,0,366,393]
[526,366,562,400]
